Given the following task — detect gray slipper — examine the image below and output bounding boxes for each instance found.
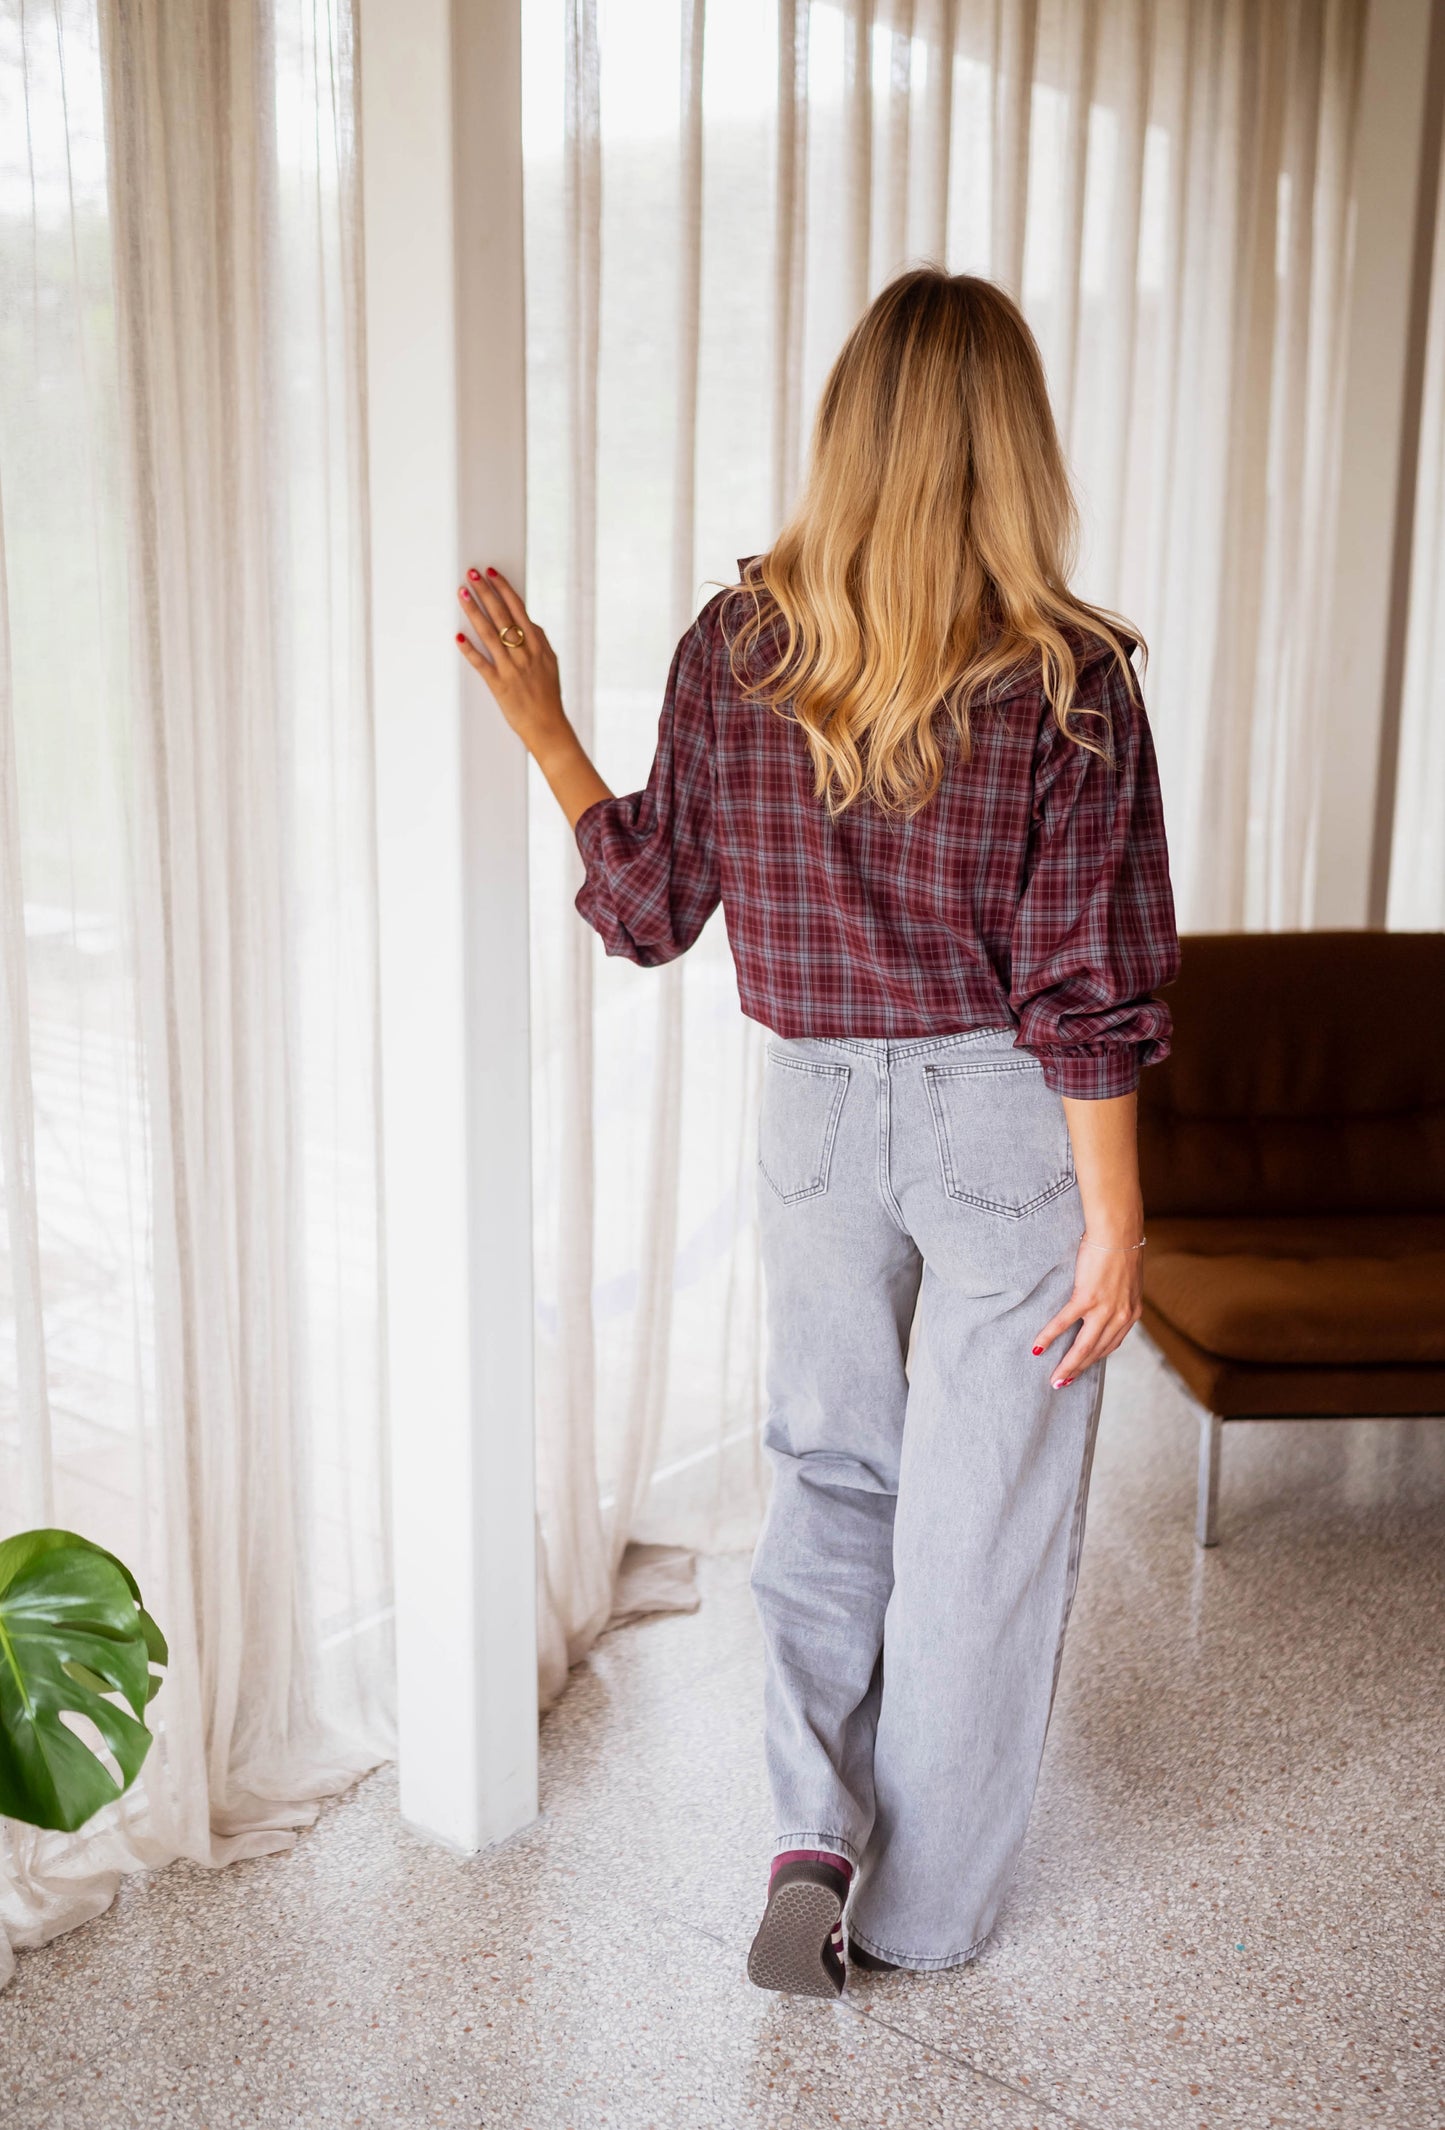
[746,1857,850,1998]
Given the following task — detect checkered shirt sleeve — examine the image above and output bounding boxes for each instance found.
[1009,655,1180,1099]
[572,615,721,967]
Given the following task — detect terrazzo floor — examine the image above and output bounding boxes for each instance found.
[3,1336,1444,2130]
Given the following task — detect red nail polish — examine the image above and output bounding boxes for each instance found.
[1031,1345,1043,1356]
[486,567,498,577]
[455,632,466,643]
[467,568,480,580]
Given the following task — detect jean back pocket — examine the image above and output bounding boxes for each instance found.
[923,1056,1075,1217]
[758,1049,850,1203]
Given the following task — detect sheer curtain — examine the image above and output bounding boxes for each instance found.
[0,0,389,1983]
[522,0,1369,1699]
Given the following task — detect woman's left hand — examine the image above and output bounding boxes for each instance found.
[455,566,613,829]
[1031,1238,1144,1388]
[455,567,568,761]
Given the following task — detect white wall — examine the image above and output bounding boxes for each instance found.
[359,0,537,1851]
[1318,0,1445,926]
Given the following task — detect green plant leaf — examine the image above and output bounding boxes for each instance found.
[0,1529,168,1833]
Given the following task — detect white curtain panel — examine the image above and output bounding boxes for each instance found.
[0,0,390,1981]
[1390,112,1445,928]
[521,0,1368,1700]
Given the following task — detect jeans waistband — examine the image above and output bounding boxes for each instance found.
[766,1023,1020,1063]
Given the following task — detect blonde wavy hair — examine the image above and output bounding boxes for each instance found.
[725,269,1143,818]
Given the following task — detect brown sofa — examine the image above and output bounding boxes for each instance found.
[1136,931,1445,1545]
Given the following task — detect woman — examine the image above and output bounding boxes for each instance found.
[454,270,1179,1993]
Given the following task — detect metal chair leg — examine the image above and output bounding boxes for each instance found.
[1196,1408,1223,1548]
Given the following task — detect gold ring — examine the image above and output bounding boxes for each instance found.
[499,625,526,649]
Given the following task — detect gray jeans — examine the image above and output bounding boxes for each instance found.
[750,1025,1105,1971]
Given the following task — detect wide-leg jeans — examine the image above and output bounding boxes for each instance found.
[750,1024,1105,1971]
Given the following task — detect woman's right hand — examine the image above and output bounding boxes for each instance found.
[1031,1233,1144,1387]
[1031,1088,1146,1386]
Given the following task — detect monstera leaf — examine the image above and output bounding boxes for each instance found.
[0,1528,168,1832]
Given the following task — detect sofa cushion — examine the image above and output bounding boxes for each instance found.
[1141,1216,1445,1404]
[1144,1249,1445,1365]
[1139,1302,1445,1419]
[1145,1213,1445,1260]
[1137,932,1445,1217]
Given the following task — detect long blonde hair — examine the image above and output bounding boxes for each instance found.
[725,269,1143,818]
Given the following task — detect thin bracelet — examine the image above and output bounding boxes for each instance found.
[1079,1236,1147,1253]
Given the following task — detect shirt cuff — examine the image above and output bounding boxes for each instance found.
[1032,1045,1143,1100]
[573,793,614,860]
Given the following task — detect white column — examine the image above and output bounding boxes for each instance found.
[358,0,537,1850]
[1315,0,1441,926]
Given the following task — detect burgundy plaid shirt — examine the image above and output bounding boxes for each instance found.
[574,563,1178,1099]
